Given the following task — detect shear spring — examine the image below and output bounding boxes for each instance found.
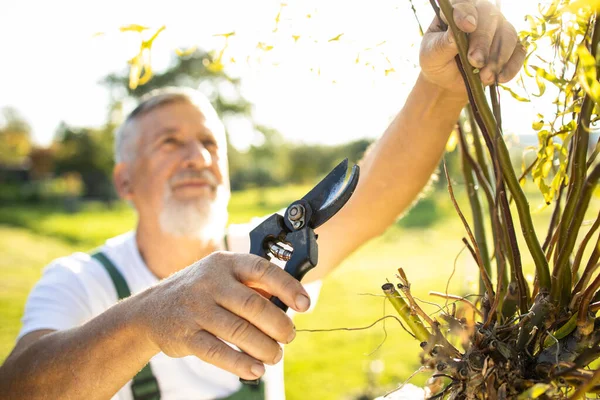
[267,241,293,261]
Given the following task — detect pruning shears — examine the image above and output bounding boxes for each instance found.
[241,158,360,385]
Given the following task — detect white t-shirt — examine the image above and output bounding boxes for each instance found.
[18,223,321,400]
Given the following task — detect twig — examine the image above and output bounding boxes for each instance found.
[445,244,467,313]
[443,160,495,301]
[429,292,484,318]
[297,315,416,339]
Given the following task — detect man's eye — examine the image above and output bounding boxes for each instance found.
[163,137,181,145]
[202,139,218,149]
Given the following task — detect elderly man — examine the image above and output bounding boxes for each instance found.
[0,3,524,399]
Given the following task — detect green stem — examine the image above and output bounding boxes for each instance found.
[458,123,492,295]
[571,209,600,292]
[382,283,430,343]
[552,12,600,304]
[467,105,493,186]
[438,0,551,291]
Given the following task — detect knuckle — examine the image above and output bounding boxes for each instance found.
[204,342,224,362]
[250,257,273,280]
[242,292,267,317]
[230,319,253,343]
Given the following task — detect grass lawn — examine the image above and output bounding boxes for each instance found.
[0,183,598,399]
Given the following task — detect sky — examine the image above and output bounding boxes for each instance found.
[0,0,543,151]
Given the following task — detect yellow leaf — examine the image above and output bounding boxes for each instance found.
[499,84,530,102]
[561,0,600,14]
[328,33,344,42]
[120,24,149,33]
[576,44,600,105]
[518,383,553,399]
[213,31,236,38]
[446,130,458,152]
[532,120,544,131]
[175,46,197,57]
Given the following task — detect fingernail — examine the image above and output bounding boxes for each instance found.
[273,347,283,364]
[287,327,296,343]
[251,363,265,378]
[470,50,486,67]
[295,294,310,311]
[466,15,477,27]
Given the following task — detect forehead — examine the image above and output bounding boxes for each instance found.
[134,100,225,143]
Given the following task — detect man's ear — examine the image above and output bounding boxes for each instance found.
[113,163,133,201]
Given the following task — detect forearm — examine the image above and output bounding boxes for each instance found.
[0,291,158,400]
[352,73,466,233]
[310,73,466,281]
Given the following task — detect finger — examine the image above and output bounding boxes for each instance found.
[479,20,519,85]
[467,1,501,69]
[234,255,311,312]
[201,306,283,365]
[498,43,527,83]
[186,330,266,380]
[217,285,296,344]
[451,0,478,33]
[420,29,458,71]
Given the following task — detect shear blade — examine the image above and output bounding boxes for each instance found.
[301,158,360,229]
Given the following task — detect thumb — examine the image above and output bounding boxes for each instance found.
[420,30,458,69]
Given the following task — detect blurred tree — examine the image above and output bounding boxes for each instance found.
[53,122,115,201]
[0,107,32,166]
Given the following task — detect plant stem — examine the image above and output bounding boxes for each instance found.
[567,368,600,399]
[444,162,495,300]
[437,0,551,291]
[458,123,492,295]
[467,105,494,186]
[552,11,600,303]
[382,283,430,343]
[571,209,600,286]
[554,162,600,304]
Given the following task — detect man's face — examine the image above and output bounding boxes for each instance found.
[124,100,230,240]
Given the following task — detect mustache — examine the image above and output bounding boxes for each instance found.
[169,169,219,187]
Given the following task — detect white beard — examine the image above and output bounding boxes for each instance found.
[158,184,229,243]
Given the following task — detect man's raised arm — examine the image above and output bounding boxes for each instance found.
[311,0,526,281]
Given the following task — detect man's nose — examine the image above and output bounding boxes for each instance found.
[183,141,212,168]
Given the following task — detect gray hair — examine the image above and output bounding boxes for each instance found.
[114,87,223,164]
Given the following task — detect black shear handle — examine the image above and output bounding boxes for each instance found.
[248,214,319,312]
[241,215,318,385]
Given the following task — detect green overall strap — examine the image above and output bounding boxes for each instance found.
[91,252,161,400]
